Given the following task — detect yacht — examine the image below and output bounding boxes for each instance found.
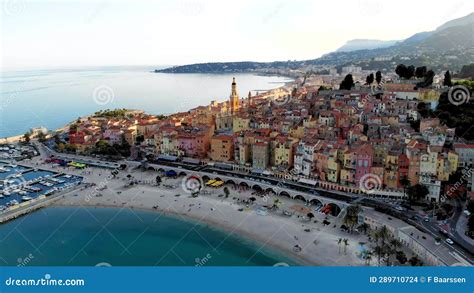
[21,196,33,201]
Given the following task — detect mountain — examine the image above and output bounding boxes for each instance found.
[336,39,399,52]
[157,12,474,74]
[436,12,474,31]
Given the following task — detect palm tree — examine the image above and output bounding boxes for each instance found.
[343,238,349,255]
[408,256,423,266]
[272,198,282,210]
[358,223,370,235]
[373,246,384,266]
[343,204,361,233]
[361,250,373,266]
[390,239,402,251]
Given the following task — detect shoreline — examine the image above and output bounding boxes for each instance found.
[52,203,311,266]
[41,163,367,266]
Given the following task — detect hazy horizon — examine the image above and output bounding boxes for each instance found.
[1,0,474,71]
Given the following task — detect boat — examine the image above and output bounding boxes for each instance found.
[7,199,19,206]
[21,196,33,201]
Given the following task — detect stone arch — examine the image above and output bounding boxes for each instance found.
[265,188,276,195]
[252,184,263,191]
[239,182,249,188]
[279,191,291,198]
[327,203,342,217]
[293,194,307,202]
[225,179,236,186]
[309,198,323,207]
[178,171,187,177]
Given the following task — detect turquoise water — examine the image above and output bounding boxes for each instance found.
[0,66,289,137]
[0,207,296,266]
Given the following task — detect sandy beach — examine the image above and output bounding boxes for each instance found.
[28,160,371,266]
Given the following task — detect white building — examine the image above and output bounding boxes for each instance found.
[419,175,442,202]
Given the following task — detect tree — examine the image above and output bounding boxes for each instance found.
[135,134,145,145]
[156,175,162,186]
[57,142,65,152]
[467,200,474,214]
[408,256,423,266]
[407,184,429,204]
[307,212,315,221]
[415,66,427,78]
[343,238,349,255]
[272,198,282,210]
[399,176,410,199]
[443,71,453,87]
[358,223,370,234]
[362,250,373,265]
[375,71,382,84]
[395,64,415,79]
[340,74,354,90]
[53,133,61,144]
[23,132,31,143]
[37,131,46,142]
[458,63,474,79]
[390,239,402,251]
[415,70,435,88]
[396,251,407,264]
[406,65,415,79]
[343,204,361,233]
[468,215,474,232]
[395,64,407,79]
[223,187,230,198]
[366,73,374,85]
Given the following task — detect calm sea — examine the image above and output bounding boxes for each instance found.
[0,206,296,266]
[0,66,290,138]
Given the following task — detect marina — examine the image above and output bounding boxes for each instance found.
[0,161,83,215]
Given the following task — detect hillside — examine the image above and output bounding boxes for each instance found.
[335,39,398,52]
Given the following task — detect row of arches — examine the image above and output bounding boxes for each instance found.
[152,168,342,216]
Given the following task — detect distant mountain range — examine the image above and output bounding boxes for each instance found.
[157,12,474,74]
[336,39,399,52]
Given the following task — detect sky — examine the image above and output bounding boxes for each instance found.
[1,0,474,70]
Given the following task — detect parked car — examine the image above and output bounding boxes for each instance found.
[445,238,454,245]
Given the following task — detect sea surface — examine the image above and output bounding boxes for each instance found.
[0,66,290,138]
[0,206,296,266]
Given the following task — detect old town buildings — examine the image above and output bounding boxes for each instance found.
[65,77,465,202]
